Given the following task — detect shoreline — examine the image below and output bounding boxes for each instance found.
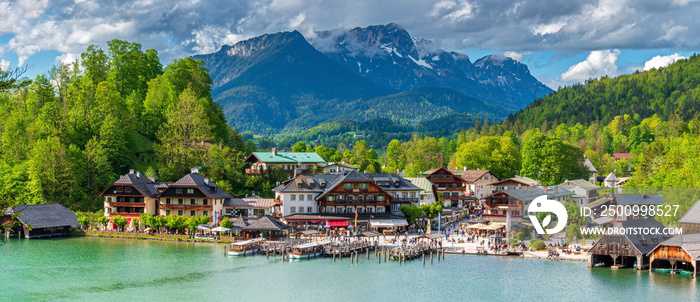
[78,232,589,262]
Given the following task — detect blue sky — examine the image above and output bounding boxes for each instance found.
[2,0,699,89]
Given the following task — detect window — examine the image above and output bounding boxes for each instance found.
[377,196,385,201]
[358,208,364,213]
[107,197,112,202]
[328,196,335,201]
[343,183,353,189]
[125,187,131,193]
[291,195,296,201]
[299,194,304,201]
[359,183,369,190]
[166,210,171,215]
[307,194,313,201]
[307,207,312,213]
[203,199,208,205]
[368,207,374,213]
[187,189,194,194]
[129,197,134,202]
[327,207,334,213]
[178,199,183,205]
[165,198,170,204]
[190,199,196,205]
[203,211,208,216]
[291,207,296,214]
[367,195,375,200]
[178,210,183,216]
[347,196,354,201]
[337,195,345,200]
[116,187,123,192]
[176,188,183,194]
[190,210,196,216]
[377,207,384,213]
[357,195,365,201]
[410,192,416,198]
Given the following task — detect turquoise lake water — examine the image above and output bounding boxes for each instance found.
[1,237,699,301]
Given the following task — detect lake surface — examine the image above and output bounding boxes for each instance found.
[1,237,699,301]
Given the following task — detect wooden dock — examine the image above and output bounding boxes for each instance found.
[389,243,441,262]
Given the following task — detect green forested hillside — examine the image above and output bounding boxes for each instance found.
[512,54,700,128]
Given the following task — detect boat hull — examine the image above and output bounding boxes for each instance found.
[654,268,672,274]
[680,270,694,276]
[289,252,322,259]
[228,249,258,256]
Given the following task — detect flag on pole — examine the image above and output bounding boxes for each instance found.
[354,210,358,233]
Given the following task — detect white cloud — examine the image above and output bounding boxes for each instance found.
[0,59,10,71]
[560,50,620,84]
[431,0,474,22]
[644,53,686,70]
[504,51,530,62]
[531,21,566,36]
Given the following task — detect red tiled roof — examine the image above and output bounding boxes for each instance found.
[613,153,632,159]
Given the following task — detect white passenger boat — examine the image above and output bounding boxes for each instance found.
[228,238,265,256]
[289,240,331,259]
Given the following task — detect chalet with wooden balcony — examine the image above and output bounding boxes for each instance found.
[648,233,700,276]
[244,149,325,175]
[425,168,467,207]
[99,169,164,220]
[157,167,232,219]
[483,186,574,221]
[489,176,541,191]
[588,218,668,270]
[368,173,421,212]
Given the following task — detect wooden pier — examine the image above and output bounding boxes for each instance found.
[388,243,441,262]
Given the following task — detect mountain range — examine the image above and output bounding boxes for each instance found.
[193,23,552,135]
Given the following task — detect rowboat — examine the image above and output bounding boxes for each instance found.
[680,270,694,276]
[228,238,265,256]
[654,268,672,273]
[289,240,331,259]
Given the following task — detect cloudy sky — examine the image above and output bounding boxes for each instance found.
[1,0,699,88]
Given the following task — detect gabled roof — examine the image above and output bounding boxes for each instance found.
[679,200,700,224]
[492,176,541,187]
[648,233,700,259]
[367,173,421,191]
[614,194,664,205]
[168,172,232,199]
[613,153,632,160]
[560,179,600,191]
[426,167,466,182]
[273,174,341,193]
[8,204,79,229]
[323,162,360,169]
[405,177,434,195]
[243,215,290,231]
[229,217,249,228]
[101,171,160,198]
[245,152,325,164]
[604,172,618,181]
[316,170,392,200]
[224,196,277,209]
[584,157,598,173]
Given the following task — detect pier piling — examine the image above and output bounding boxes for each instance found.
[431,252,433,264]
[423,253,425,266]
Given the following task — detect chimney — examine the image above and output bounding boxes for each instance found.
[136,171,141,178]
[294,168,302,178]
[554,187,559,194]
[150,177,157,182]
[463,166,467,171]
[204,178,209,185]
[542,186,548,194]
[272,148,277,155]
[129,169,134,174]
[191,166,200,174]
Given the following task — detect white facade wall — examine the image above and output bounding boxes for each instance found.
[277,192,319,216]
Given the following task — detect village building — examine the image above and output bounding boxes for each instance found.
[613,153,632,162]
[584,156,598,184]
[648,233,700,276]
[3,204,78,239]
[273,174,338,216]
[585,197,614,225]
[244,149,325,175]
[425,168,468,207]
[218,195,279,219]
[483,186,574,221]
[588,218,668,269]
[604,172,619,188]
[321,162,359,174]
[679,200,700,233]
[425,168,500,203]
[242,215,291,240]
[157,167,232,220]
[559,179,600,207]
[405,177,437,205]
[99,169,163,221]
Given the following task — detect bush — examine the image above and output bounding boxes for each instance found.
[530,239,546,250]
[508,238,519,246]
[516,232,525,240]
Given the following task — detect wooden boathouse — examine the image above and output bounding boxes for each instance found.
[3,204,79,239]
[648,233,700,276]
[588,218,668,269]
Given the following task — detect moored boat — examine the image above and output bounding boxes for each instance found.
[228,238,265,256]
[680,270,694,276]
[289,240,331,259]
[654,268,672,273]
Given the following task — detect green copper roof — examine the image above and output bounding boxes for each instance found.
[251,152,325,163]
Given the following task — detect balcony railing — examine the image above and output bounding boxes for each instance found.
[392,197,419,203]
[160,204,212,210]
[107,202,146,208]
